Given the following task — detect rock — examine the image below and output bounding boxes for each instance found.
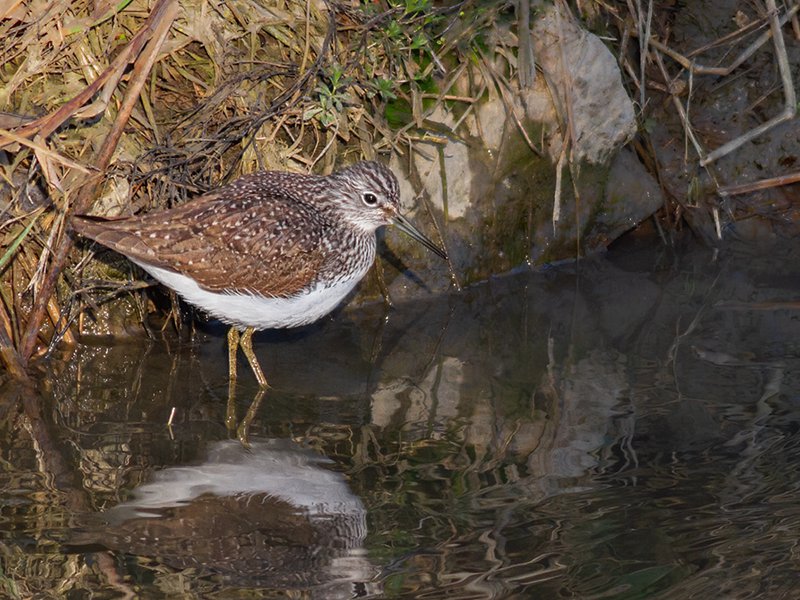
[530,2,638,164]
[591,148,664,249]
[381,2,651,290]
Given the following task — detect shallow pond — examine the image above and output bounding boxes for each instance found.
[2,238,800,598]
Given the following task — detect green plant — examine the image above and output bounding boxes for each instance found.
[305,63,353,127]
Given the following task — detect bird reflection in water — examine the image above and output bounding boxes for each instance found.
[68,438,377,596]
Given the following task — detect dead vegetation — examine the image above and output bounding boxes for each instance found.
[594,0,800,241]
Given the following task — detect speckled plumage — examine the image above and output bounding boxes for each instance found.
[73,161,444,332]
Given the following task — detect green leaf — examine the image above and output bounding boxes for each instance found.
[410,33,427,50]
[0,210,43,272]
[386,20,402,39]
[302,107,322,121]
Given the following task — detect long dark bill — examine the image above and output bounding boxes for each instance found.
[392,214,447,260]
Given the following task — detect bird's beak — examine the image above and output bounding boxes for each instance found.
[391,213,447,260]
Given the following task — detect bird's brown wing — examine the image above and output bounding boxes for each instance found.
[72,191,329,298]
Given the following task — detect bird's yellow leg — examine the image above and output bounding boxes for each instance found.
[239,326,269,388]
[227,327,241,382]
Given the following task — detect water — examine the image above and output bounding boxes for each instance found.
[2,239,800,598]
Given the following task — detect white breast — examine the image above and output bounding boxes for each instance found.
[131,260,364,330]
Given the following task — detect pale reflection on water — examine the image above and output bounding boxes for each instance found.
[70,439,376,596]
[2,239,800,598]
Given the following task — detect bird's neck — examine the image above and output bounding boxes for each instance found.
[317,225,377,287]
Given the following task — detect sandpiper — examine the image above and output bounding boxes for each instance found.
[73,161,446,387]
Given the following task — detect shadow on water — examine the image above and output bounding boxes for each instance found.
[3,238,800,598]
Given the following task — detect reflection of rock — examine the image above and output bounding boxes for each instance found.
[530,350,631,482]
[71,439,377,596]
[369,259,648,501]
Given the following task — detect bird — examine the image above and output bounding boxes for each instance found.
[72,160,446,388]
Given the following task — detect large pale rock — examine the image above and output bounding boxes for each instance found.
[56,0,669,341]
[375,4,656,296]
[530,2,638,164]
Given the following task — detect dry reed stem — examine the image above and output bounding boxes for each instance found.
[0,130,93,175]
[637,0,653,112]
[516,0,535,88]
[651,50,704,158]
[588,1,800,244]
[717,172,800,197]
[476,54,540,157]
[642,5,799,78]
[623,0,799,173]
[552,0,578,232]
[793,8,800,40]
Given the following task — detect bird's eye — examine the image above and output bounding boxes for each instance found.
[362,192,379,206]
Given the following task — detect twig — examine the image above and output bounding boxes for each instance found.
[717,171,800,197]
[652,49,705,159]
[647,3,799,77]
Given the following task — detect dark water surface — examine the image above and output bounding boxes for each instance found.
[3,239,800,598]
